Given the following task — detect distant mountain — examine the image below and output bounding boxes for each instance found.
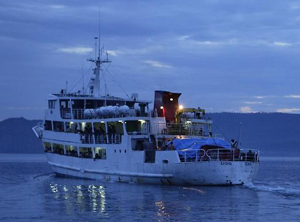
[207,113,300,157]
[0,117,43,154]
[0,114,299,156]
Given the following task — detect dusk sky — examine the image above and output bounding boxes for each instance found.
[1,0,300,120]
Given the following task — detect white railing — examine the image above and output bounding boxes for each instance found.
[61,108,72,119]
[71,108,147,120]
[157,123,206,136]
[80,133,122,144]
[177,148,259,163]
[73,109,84,119]
[32,122,44,138]
[108,134,122,144]
[178,149,206,162]
[94,134,107,144]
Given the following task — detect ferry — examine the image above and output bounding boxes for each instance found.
[33,38,259,185]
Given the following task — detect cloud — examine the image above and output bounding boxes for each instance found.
[284,95,300,99]
[240,106,253,113]
[273,42,292,46]
[177,36,293,48]
[196,41,220,45]
[57,47,93,55]
[254,96,265,99]
[107,50,119,56]
[143,60,171,68]
[277,108,300,113]
[244,101,262,104]
[50,5,65,9]
[177,35,191,41]
[178,37,239,47]
[290,3,300,10]
[197,39,239,46]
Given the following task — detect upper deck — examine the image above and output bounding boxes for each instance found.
[47,91,151,120]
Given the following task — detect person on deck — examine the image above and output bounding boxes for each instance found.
[168,142,175,150]
[231,139,238,148]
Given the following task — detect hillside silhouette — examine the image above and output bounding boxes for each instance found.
[0,113,299,157]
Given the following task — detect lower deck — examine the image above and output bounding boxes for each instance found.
[43,140,259,164]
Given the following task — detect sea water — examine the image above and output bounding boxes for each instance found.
[1,155,300,222]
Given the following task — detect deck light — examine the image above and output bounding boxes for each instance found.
[170,98,173,101]
[179,105,183,110]
[160,106,164,110]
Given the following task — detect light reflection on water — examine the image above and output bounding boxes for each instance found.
[155,201,170,218]
[41,173,297,221]
[49,182,107,216]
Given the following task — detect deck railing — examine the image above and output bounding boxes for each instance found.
[178,149,206,162]
[157,122,207,136]
[60,108,72,119]
[73,109,84,119]
[80,133,122,144]
[71,108,147,120]
[177,148,259,163]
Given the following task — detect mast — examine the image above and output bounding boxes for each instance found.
[87,37,111,97]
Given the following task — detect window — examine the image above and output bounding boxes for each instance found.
[53,121,64,132]
[44,121,52,131]
[53,144,64,154]
[43,142,52,152]
[94,147,106,159]
[60,100,67,108]
[65,122,78,133]
[48,100,56,109]
[93,122,106,134]
[65,145,78,156]
[108,121,124,135]
[78,122,93,133]
[107,121,123,144]
[125,120,149,134]
[94,122,107,144]
[79,147,93,158]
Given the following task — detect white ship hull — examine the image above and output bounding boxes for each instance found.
[46,153,259,185]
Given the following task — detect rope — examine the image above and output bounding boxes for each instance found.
[106,69,131,99]
[211,120,230,143]
[69,62,93,93]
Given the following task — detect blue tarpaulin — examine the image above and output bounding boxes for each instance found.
[168,138,230,160]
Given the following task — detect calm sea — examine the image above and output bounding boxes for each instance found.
[1,154,300,222]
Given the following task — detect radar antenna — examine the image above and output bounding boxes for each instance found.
[87,9,111,97]
[87,42,111,97]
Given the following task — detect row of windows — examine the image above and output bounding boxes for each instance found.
[50,99,135,110]
[44,120,149,135]
[43,142,106,160]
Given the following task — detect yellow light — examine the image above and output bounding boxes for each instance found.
[179,105,183,110]
[160,106,164,110]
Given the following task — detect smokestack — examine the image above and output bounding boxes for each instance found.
[154,90,181,122]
